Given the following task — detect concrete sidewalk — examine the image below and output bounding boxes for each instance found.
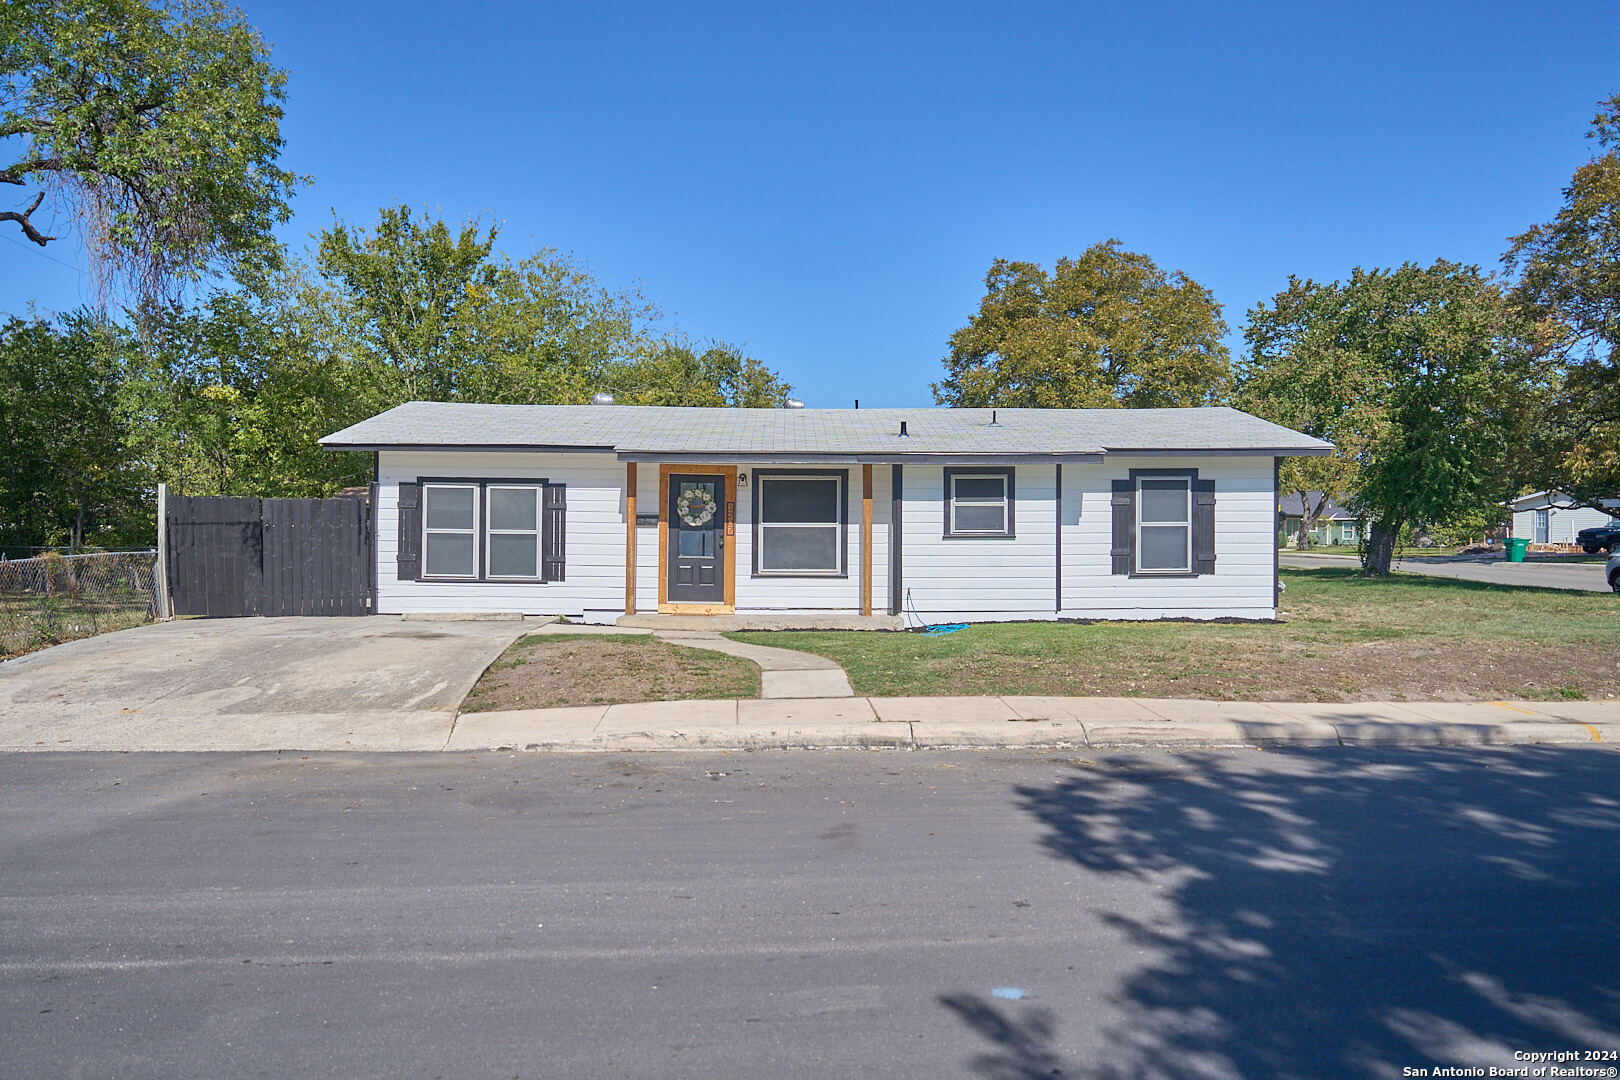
[446,695,1620,753]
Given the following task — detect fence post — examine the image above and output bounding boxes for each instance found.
[155,483,172,619]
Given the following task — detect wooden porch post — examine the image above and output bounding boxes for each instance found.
[861,464,873,616]
[625,462,637,615]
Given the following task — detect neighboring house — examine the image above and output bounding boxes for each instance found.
[1278,492,1367,546]
[1509,491,1620,546]
[320,403,1330,624]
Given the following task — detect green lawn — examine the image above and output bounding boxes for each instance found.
[728,568,1620,702]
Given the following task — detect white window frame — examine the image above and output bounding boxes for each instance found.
[421,483,480,580]
[944,468,1015,538]
[755,473,845,576]
[1136,475,1192,575]
[485,484,543,581]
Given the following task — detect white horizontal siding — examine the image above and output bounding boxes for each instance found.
[1059,455,1276,619]
[375,450,1278,622]
[377,451,626,618]
[901,465,1060,618]
[1511,505,1613,544]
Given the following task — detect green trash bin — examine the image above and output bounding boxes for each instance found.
[1507,538,1529,563]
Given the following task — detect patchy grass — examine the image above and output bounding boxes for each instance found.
[0,594,151,661]
[727,568,1620,702]
[461,632,760,712]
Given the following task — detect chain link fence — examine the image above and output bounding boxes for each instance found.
[0,551,159,661]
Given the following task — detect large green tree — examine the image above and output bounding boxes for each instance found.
[608,340,790,408]
[0,312,149,549]
[935,241,1232,409]
[1240,262,1537,574]
[122,206,794,500]
[1503,92,1620,507]
[0,0,300,304]
[125,263,383,497]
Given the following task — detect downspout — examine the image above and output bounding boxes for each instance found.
[1055,463,1062,613]
[1273,457,1281,614]
[889,464,903,616]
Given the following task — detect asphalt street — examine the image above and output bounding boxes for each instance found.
[1282,551,1615,592]
[4,748,1619,1079]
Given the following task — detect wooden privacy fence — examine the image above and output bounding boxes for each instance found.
[165,493,373,617]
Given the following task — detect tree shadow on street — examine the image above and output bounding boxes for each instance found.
[948,746,1620,1079]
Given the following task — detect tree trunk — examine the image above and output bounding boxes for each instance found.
[1294,490,1328,549]
[1364,520,1399,575]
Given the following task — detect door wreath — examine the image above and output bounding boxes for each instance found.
[677,486,717,527]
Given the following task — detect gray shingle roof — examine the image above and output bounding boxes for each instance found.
[321,402,1331,459]
[1278,492,1361,520]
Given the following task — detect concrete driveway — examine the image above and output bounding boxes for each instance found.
[1282,551,1615,592]
[0,617,531,752]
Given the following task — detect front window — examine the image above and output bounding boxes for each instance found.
[423,484,478,578]
[756,474,843,574]
[486,485,541,579]
[421,480,548,581]
[944,468,1015,537]
[1137,477,1191,573]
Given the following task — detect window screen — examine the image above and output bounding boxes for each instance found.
[486,486,540,579]
[947,471,1012,536]
[1137,477,1190,572]
[423,484,478,577]
[757,475,842,574]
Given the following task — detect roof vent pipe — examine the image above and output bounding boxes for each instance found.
[783,398,805,409]
[590,392,615,405]
[898,420,909,438]
[989,409,1000,427]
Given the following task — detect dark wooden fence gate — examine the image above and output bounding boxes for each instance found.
[166,494,373,617]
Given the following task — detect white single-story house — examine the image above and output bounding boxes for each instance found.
[319,403,1331,625]
[1509,491,1620,546]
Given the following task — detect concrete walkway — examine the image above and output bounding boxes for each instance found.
[525,622,855,698]
[446,695,1620,753]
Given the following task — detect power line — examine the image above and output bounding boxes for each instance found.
[0,227,86,276]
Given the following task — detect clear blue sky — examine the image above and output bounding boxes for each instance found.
[4,0,1618,406]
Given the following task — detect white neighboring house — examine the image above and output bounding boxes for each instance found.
[319,403,1331,625]
[1509,491,1620,547]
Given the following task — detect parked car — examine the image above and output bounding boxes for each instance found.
[1609,550,1620,593]
[1577,522,1620,554]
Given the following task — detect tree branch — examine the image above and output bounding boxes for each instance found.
[0,191,57,245]
[0,157,66,185]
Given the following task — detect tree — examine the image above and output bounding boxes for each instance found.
[120,207,795,500]
[125,263,383,497]
[316,206,501,402]
[608,341,791,407]
[0,311,148,550]
[1239,262,1536,574]
[1,0,301,305]
[1503,92,1620,509]
[934,241,1232,409]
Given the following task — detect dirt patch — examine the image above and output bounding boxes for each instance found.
[460,633,761,712]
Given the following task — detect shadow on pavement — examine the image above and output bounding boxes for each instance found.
[945,746,1620,1079]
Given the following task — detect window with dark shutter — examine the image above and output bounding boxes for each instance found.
[1192,478,1216,575]
[1110,479,1134,575]
[542,484,567,581]
[396,482,421,581]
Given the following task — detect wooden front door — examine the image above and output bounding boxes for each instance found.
[667,473,726,604]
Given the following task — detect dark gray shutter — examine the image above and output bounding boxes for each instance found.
[542,484,567,581]
[1192,478,1217,576]
[1110,480,1134,575]
[396,482,421,581]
